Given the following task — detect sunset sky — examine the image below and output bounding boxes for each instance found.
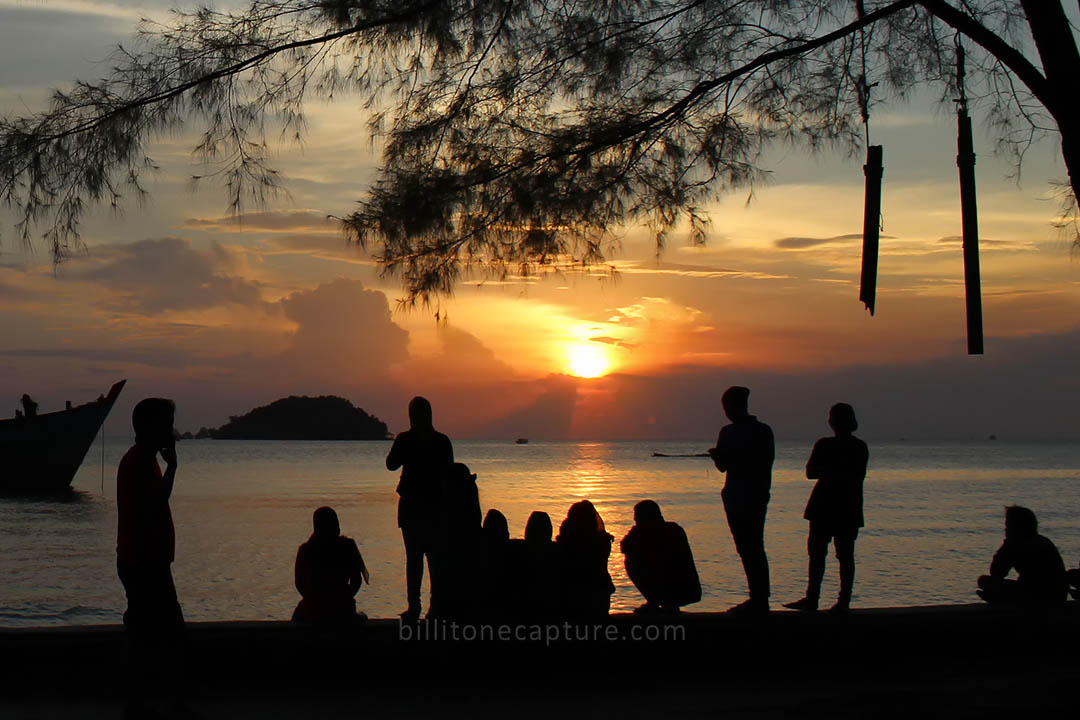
[2,1,1079,442]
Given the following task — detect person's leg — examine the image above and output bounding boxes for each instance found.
[833,529,859,610]
[725,500,770,608]
[723,499,753,600]
[149,565,190,716]
[977,575,1024,605]
[117,560,153,716]
[401,526,424,615]
[786,524,828,610]
[1067,568,1080,600]
[424,536,441,617]
[625,555,660,611]
[742,502,770,603]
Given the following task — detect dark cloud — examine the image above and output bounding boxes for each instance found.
[277,277,409,382]
[67,237,262,314]
[472,376,579,440]
[588,335,638,349]
[561,325,1080,442]
[181,210,336,232]
[0,347,191,368]
[774,233,889,250]
[936,235,1026,248]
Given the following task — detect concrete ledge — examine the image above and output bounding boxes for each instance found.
[2,603,1077,694]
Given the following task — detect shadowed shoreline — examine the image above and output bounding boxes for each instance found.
[2,603,1077,718]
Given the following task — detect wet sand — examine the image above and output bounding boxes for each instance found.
[2,604,1077,719]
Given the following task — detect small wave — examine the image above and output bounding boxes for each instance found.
[0,604,116,626]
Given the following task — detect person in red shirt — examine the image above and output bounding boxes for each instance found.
[116,397,185,717]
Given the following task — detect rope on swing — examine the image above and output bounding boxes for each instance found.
[955,34,984,354]
[856,0,883,315]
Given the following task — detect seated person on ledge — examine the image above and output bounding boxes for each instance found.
[977,505,1066,608]
[620,500,701,614]
[292,506,370,624]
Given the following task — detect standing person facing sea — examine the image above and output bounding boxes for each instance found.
[708,386,775,614]
[115,397,190,718]
[784,403,869,613]
[386,396,454,621]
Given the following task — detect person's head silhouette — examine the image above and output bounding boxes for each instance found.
[312,506,341,541]
[1004,505,1038,541]
[828,403,858,436]
[562,500,604,536]
[132,397,175,447]
[483,509,510,542]
[721,386,750,421]
[408,396,434,432]
[525,511,552,544]
[633,499,664,527]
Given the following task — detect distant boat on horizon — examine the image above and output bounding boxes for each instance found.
[0,380,126,494]
[515,438,529,444]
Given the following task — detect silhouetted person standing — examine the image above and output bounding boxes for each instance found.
[708,385,774,613]
[977,505,1067,608]
[116,397,186,718]
[1068,563,1080,601]
[621,500,701,614]
[292,507,370,625]
[556,500,615,618]
[386,396,454,620]
[20,393,37,417]
[784,403,869,613]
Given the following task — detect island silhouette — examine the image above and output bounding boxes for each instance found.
[189,396,390,440]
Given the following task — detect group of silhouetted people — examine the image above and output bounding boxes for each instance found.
[377,395,706,623]
[113,387,1080,715]
[706,386,870,614]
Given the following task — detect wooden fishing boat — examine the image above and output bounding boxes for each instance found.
[0,380,126,494]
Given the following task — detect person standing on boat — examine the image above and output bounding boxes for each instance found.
[386,396,454,621]
[116,397,187,716]
[708,386,774,614]
[784,403,869,613]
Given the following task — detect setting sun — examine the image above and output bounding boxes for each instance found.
[567,343,612,378]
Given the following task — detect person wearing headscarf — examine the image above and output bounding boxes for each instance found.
[556,500,615,618]
[292,506,370,624]
[386,396,454,620]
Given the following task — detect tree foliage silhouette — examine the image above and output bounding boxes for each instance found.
[1,1,1077,302]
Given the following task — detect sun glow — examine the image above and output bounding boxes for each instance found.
[567,343,612,378]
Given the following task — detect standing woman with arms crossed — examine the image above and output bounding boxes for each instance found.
[386,396,454,621]
[784,403,869,613]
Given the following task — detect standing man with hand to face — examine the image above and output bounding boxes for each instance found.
[116,397,188,718]
[709,386,775,614]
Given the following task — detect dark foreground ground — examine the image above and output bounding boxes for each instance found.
[2,603,1078,719]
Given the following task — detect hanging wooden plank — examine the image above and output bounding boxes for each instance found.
[957,105,984,355]
[859,145,883,315]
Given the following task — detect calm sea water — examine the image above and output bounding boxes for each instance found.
[1,439,1078,626]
